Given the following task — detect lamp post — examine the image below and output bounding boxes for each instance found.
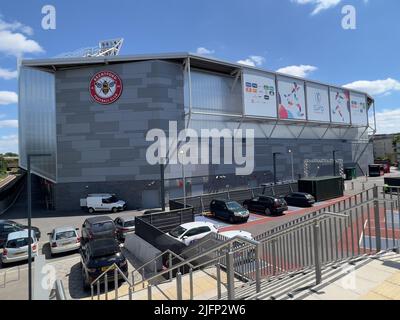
[179,150,186,208]
[288,149,294,182]
[273,152,282,185]
[27,153,51,301]
[160,157,166,212]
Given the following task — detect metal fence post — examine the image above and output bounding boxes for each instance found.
[272,239,277,276]
[114,268,119,300]
[104,274,108,300]
[373,186,382,252]
[313,221,322,285]
[176,272,183,300]
[189,268,194,300]
[255,243,261,293]
[216,263,222,299]
[226,251,235,300]
[169,253,173,281]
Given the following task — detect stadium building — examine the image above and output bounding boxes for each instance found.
[18,52,376,211]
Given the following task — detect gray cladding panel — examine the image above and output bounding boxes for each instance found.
[56,60,185,183]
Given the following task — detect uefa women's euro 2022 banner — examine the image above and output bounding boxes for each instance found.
[242,69,367,126]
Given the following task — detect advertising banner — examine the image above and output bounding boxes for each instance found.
[277,77,306,120]
[350,92,368,126]
[330,87,351,124]
[306,82,330,122]
[243,71,277,118]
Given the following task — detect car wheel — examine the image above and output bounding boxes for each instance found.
[229,216,235,224]
[112,207,118,213]
[264,208,270,215]
[88,207,95,214]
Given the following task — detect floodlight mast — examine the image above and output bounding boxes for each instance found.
[55,38,124,58]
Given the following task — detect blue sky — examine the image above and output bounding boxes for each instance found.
[0,0,399,153]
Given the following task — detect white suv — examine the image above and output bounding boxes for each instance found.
[167,222,218,246]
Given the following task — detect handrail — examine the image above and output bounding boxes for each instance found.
[130,235,260,290]
[131,249,196,281]
[91,263,131,288]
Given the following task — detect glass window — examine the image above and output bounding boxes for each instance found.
[226,202,242,211]
[169,226,187,238]
[123,220,135,228]
[91,222,114,232]
[56,231,76,240]
[185,228,200,237]
[6,237,34,248]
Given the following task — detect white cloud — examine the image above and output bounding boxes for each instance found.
[291,0,342,15]
[0,91,18,105]
[0,18,33,36]
[0,67,18,80]
[375,109,400,134]
[0,18,43,57]
[0,134,18,154]
[276,64,317,78]
[237,55,265,67]
[196,47,215,55]
[0,120,18,128]
[343,78,400,96]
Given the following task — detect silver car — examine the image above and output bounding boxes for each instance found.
[1,230,38,265]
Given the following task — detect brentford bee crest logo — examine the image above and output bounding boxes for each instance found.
[89,71,123,105]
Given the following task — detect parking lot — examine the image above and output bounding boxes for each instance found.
[1,169,399,300]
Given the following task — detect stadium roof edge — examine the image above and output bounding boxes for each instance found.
[20,52,374,101]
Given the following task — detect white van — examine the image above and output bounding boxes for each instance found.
[80,194,127,214]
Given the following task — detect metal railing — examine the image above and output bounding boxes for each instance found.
[90,263,132,301]
[49,279,67,300]
[90,235,261,300]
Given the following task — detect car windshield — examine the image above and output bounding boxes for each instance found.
[6,237,33,249]
[226,202,243,211]
[92,221,114,232]
[123,220,135,228]
[56,230,76,240]
[169,226,187,238]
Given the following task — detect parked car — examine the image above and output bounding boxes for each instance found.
[209,199,250,223]
[167,222,218,246]
[114,217,136,242]
[1,230,38,265]
[220,230,255,262]
[0,220,41,248]
[243,196,288,215]
[219,230,253,241]
[80,194,127,214]
[284,192,315,208]
[80,238,128,291]
[48,226,80,256]
[81,216,116,244]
